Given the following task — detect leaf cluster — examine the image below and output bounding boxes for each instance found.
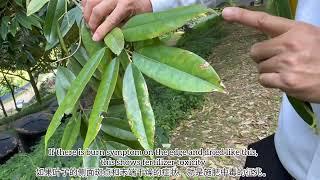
[26,0,225,171]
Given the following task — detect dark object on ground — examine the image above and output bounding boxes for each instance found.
[13,112,52,152]
[47,106,57,114]
[241,134,293,180]
[47,98,59,115]
[0,133,18,164]
[48,98,59,109]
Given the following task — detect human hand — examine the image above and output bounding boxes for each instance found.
[82,0,153,41]
[222,7,320,102]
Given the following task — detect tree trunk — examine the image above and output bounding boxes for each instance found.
[27,69,42,104]
[0,98,7,117]
[3,75,20,112]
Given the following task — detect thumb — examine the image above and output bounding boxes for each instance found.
[222,7,295,37]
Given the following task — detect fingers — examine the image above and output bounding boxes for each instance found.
[83,0,102,23]
[222,7,295,37]
[92,4,129,41]
[82,0,87,7]
[257,55,282,73]
[88,0,117,31]
[250,35,285,62]
[259,73,283,89]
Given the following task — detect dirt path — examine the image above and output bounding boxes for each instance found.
[171,23,282,175]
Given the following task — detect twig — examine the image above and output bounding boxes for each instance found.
[54,34,82,63]
[0,70,30,81]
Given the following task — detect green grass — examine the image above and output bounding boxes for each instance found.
[149,80,205,146]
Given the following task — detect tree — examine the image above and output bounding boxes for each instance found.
[2,74,20,112]
[0,12,55,105]
[0,98,7,117]
[0,0,59,105]
[0,85,8,117]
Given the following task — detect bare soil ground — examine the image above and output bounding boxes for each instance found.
[171,22,282,178]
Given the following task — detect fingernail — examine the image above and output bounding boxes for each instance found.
[92,33,99,41]
[222,7,236,19]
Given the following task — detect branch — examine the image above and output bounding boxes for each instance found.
[0,70,30,81]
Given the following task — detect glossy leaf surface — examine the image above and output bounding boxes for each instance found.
[60,111,81,150]
[123,64,155,150]
[55,67,76,105]
[45,48,106,151]
[81,25,104,57]
[83,140,100,180]
[43,0,65,49]
[133,45,224,92]
[27,0,49,16]
[122,5,210,42]
[104,27,124,55]
[101,117,137,141]
[83,58,119,149]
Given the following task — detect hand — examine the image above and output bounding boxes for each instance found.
[82,0,152,41]
[222,7,320,102]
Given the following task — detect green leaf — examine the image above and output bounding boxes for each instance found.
[45,48,106,151]
[44,0,65,48]
[46,7,80,49]
[83,58,119,149]
[104,27,124,55]
[68,58,83,76]
[106,104,126,118]
[105,141,142,160]
[68,57,101,92]
[123,64,155,150]
[83,140,100,180]
[287,96,317,129]
[118,51,130,70]
[122,5,210,42]
[9,18,19,37]
[15,0,23,7]
[27,15,42,29]
[16,12,32,30]
[133,38,162,50]
[81,25,104,57]
[110,98,124,106]
[81,25,111,73]
[113,72,123,98]
[27,0,49,16]
[74,9,83,27]
[55,67,76,105]
[72,46,102,80]
[100,132,142,150]
[60,111,81,150]
[60,7,79,35]
[101,117,137,141]
[0,16,9,40]
[133,45,224,92]
[16,12,41,30]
